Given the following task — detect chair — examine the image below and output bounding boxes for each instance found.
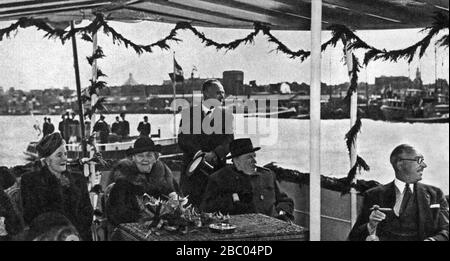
[3,181,26,240]
[91,169,115,241]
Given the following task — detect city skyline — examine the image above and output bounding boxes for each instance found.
[0,20,449,91]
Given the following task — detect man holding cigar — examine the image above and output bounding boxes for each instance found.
[348,144,449,241]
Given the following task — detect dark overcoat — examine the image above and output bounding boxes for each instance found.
[200,165,294,219]
[20,165,93,241]
[105,159,180,226]
[137,122,151,137]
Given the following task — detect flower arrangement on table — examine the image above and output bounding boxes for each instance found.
[138,193,230,236]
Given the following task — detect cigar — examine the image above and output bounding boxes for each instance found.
[370,206,393,212]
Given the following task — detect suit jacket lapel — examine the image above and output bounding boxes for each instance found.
[382,182,397,209]
[416,183,430,240]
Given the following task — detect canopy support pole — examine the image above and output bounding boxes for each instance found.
[89,32,100,241]
[90,33,99,188]
[344,43,358,226]
[172,51,177,137]
[309,0,322,241]
[70,21,87,157]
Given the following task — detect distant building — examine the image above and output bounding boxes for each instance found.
[123,73,139,86]
[413,67,423,89]
[375,75,412,97]
[223,70,246,96]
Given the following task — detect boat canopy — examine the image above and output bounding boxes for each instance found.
[0,0,448,30]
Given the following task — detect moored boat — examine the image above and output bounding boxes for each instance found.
[380,98,407,121]
[24,129,182,162]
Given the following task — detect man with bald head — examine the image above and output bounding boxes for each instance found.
[349,144,449,241]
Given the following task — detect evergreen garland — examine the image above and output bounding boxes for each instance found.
[343,54,361,103]
[1,12,447,63]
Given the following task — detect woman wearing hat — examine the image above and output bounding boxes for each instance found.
[20,132,93,241]
[105,136,181,226]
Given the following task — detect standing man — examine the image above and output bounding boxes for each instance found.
[200,138,294,221]
[178,79,234,208]
[137,116,151,137]
[348,144,449,241]
[119,113,130,139]
[58,114,68,142]
[46,118,55,135]
[111,116,121,135]
[69,112,80,142]
[93,115,110,146]
[42,117,49,137]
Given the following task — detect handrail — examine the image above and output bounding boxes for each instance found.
[294,209,352,224]
[65,137,178,151]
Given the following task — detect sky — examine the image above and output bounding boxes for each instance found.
[0,19,449,92]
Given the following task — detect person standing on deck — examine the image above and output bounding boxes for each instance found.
[111,116,121,135]
[58,114,69,143]
[178,79,234,208]
[119,113,130,139]
[348,144,449,241]
[42,117,49,137]
[69,113,80,143]
[46,118,55,136]
[137,116,151,137]
[93,115,110,146]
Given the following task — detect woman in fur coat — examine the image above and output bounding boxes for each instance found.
[106,137,181,226]
[20,133,93,241]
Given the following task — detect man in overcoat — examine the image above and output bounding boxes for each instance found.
[200,138,294,221]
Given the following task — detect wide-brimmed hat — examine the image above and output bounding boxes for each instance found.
[126,136,161,156]
[226,138,260,159]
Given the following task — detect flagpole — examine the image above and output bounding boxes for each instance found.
[172,52,177,137]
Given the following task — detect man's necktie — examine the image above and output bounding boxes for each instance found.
[399,183,412,216]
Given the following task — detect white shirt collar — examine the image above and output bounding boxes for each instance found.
[202,104,209,113]
[394,178,414,194]
[202,104,216,114]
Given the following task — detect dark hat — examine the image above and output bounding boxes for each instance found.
[0,166,16,190]
[36,132,64,158]
[126,136,161,156]
[226,138,260,159]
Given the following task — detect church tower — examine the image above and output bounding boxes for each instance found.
[413,67,423,89]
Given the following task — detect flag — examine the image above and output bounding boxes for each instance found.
[169,58,184,83]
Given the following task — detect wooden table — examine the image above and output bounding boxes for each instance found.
[110,213,308,241]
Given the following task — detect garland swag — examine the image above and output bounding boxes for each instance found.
[1,12,447,62]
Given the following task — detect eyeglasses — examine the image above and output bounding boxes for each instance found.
[398,157,424,164]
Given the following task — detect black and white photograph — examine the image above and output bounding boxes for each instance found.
[0,0,448,246]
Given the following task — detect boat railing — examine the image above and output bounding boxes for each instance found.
[65,137,178,152]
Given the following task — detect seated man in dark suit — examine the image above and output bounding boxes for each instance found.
[200,138,294,222]
[349,144,449,241]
